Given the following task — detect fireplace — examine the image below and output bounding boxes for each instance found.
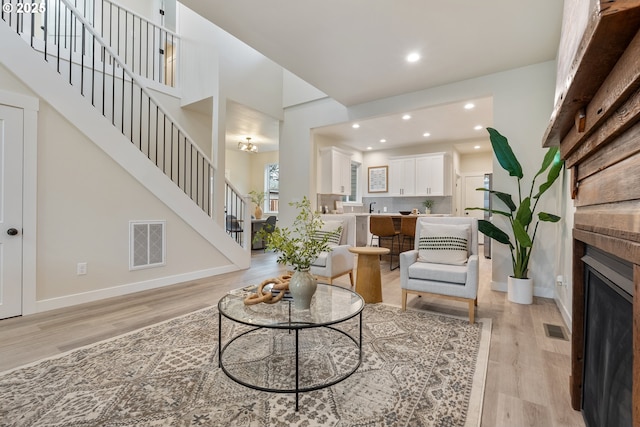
[542,3,640,426]
[581,246,633,427]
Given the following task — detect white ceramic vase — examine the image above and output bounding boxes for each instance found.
[507,276,533,304]
[289,269,317,310]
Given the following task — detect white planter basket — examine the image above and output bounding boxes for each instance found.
[507,276,533,305]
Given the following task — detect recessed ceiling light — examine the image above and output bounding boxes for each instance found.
[464,103,475,110]
[366,146,373,150]
[474,145,481,149]
[380,139,386,143]
[423,132,431,137]
[406,52,420,63]
[352,123,360,129]
[474,125,483,130]
[402,114,411,120]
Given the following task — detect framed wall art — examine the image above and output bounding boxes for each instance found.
[368,166,388,193]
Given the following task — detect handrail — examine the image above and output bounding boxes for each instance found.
[93,0,180,87]
[59,0,207,162]
[1,0,215,217]
[99,0,179,38]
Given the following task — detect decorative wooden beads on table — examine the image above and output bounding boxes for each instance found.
[243,274,292,305]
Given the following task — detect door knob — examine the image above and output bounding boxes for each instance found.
[7,228,18,236]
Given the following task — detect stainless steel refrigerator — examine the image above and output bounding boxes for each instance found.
[483,173,492,259]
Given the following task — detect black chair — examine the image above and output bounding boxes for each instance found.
[261,216,277,251]
[226,215,243,243]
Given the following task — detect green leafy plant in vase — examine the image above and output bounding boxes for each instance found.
[255,196,341,309]
[249,190,265,219]
[422,199,434,214]
[466,128,563,304]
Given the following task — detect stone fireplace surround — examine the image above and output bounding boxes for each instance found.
[543,2,640,426]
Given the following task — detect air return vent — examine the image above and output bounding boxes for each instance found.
[130,221,165,270]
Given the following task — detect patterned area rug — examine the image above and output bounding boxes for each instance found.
[0,304,490,427]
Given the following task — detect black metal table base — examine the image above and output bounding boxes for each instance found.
[218,311,363,411]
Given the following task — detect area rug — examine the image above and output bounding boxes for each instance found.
[0,304,491,427]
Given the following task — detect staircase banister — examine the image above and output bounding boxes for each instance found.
[101,0,181,39]
[225,179,245,199]
[59,0,212,167]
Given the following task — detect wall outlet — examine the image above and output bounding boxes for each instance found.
[556,275,564,287]
[383,206,387,212]
[77,262,87,275]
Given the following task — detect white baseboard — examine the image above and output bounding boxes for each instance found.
[33,266,239,313]
[491,280,507,292]
[554,295,573,333]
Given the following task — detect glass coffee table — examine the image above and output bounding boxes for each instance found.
[218,283,364,411]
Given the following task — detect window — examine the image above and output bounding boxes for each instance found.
[345,161,360,202]
[265,163,279,212]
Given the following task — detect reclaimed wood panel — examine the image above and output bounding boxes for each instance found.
[575,120,640,180]
[574,228,640,265]
[544,1,640,147]
[561,29,640,158]
[574,201,640,243]
[635,264,640,427]
[570,239,586,410]
[566,87,640,168]
[575,151,640,206]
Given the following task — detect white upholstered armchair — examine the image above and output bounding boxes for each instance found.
[400,216,479,323]
[310,215,356,286]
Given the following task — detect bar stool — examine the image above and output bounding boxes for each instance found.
[369,216,400,270]
[400,216,417,251]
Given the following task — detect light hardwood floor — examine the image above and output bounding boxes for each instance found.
[0,249,585,427]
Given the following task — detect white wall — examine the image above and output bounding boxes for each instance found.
[459,151,493,173]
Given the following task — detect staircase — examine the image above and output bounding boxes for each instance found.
[0,0,250,266]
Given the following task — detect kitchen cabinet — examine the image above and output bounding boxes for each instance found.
[415,153,449,196]
[388,153,450,197]
[318,147,352,195]
[389,158,416,196]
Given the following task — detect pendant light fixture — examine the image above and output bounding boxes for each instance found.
[238,137,258,153]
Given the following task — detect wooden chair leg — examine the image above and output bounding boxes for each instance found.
[474,298,478,306]
[468,299,475,324]
[348,271,354,287]
[402,289,407,311]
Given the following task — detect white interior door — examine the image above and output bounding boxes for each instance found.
[462,174,486,244]
[0,105,24,319]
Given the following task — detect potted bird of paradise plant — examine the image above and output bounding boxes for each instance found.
[466,128,563,304]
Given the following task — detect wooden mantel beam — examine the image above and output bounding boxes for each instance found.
[543,1,640,149]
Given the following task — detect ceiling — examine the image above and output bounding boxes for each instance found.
[180,0,564,154]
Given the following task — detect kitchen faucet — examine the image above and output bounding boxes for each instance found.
[369,201,376,213]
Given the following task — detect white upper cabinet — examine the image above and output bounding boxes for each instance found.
[389,153,451,197]
[319,147,352,195]
[389,157,416,196]
[415,153,450,196]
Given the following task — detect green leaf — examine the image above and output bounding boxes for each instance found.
[478,219,513,248]
[539,212,561,222]
[483,189,517,212]
[513,219,532,248]
[535,150,564,198]
[487,127,523,179]
[533,146,559,179]
[515,197,532,227]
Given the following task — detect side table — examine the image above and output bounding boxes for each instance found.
[348,246,390,303]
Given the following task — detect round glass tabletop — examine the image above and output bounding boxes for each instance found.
[218,283,364,329]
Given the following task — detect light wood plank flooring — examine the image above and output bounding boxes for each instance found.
[0,250,585,427]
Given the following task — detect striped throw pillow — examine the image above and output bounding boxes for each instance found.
[418,223,470,265]
[313,220,343,246]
